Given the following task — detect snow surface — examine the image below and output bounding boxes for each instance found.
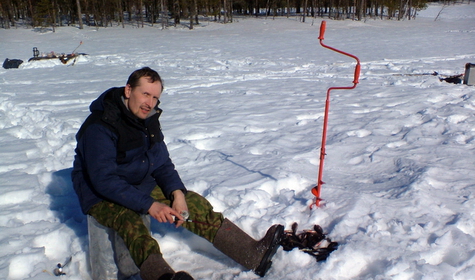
[1,3,475,279]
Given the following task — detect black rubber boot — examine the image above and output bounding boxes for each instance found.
[140,253,194,280]
[213,218,284,277]
[168,271,194,280]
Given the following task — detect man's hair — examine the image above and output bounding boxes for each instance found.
[126,67,164,90]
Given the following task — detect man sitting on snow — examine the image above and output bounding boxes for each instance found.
[71,67,284,280]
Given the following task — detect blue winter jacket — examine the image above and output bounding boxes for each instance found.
[71,87,186,215]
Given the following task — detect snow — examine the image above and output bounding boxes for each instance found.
[1,3,475,279]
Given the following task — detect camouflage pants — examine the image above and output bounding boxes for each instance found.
[88,187,224,267]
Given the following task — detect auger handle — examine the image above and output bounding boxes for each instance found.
[318,21,326,40]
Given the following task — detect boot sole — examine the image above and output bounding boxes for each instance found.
[172,271,194,280]
[254,225,285,277]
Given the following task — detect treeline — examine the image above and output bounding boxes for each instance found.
[0,0,460,30]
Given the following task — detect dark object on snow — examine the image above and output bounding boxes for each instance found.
[440,74,463,84]
[3,58,24,69]
[53,256,71,276]
[393,71,439,77]
[33,47,39,58]
[464,63,475,86]
[280,222,338,262]
[28,52,87,64]
[28,47,87,65]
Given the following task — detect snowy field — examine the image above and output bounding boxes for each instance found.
[1,3,475,279]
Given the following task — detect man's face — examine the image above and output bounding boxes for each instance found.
[124,77,162,119]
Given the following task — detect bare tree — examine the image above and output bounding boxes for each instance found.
[76,0,84,28]
[160,0,168,28]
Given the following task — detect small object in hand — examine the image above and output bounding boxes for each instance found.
[180,211,189,220]
[172,211,190,222]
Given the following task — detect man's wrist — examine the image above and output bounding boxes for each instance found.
[170,189,185,201]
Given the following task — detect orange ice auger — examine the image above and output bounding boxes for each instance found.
[311,21,361,208]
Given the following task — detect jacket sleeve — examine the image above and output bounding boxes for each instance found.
[150,141,187,200]
[79,123,155,214]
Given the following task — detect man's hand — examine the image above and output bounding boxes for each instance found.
[148,201,181,225]
[170,190,188,228]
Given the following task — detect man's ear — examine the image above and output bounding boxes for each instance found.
[124,84,131,99]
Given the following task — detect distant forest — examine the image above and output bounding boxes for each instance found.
[0,0,466,30]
